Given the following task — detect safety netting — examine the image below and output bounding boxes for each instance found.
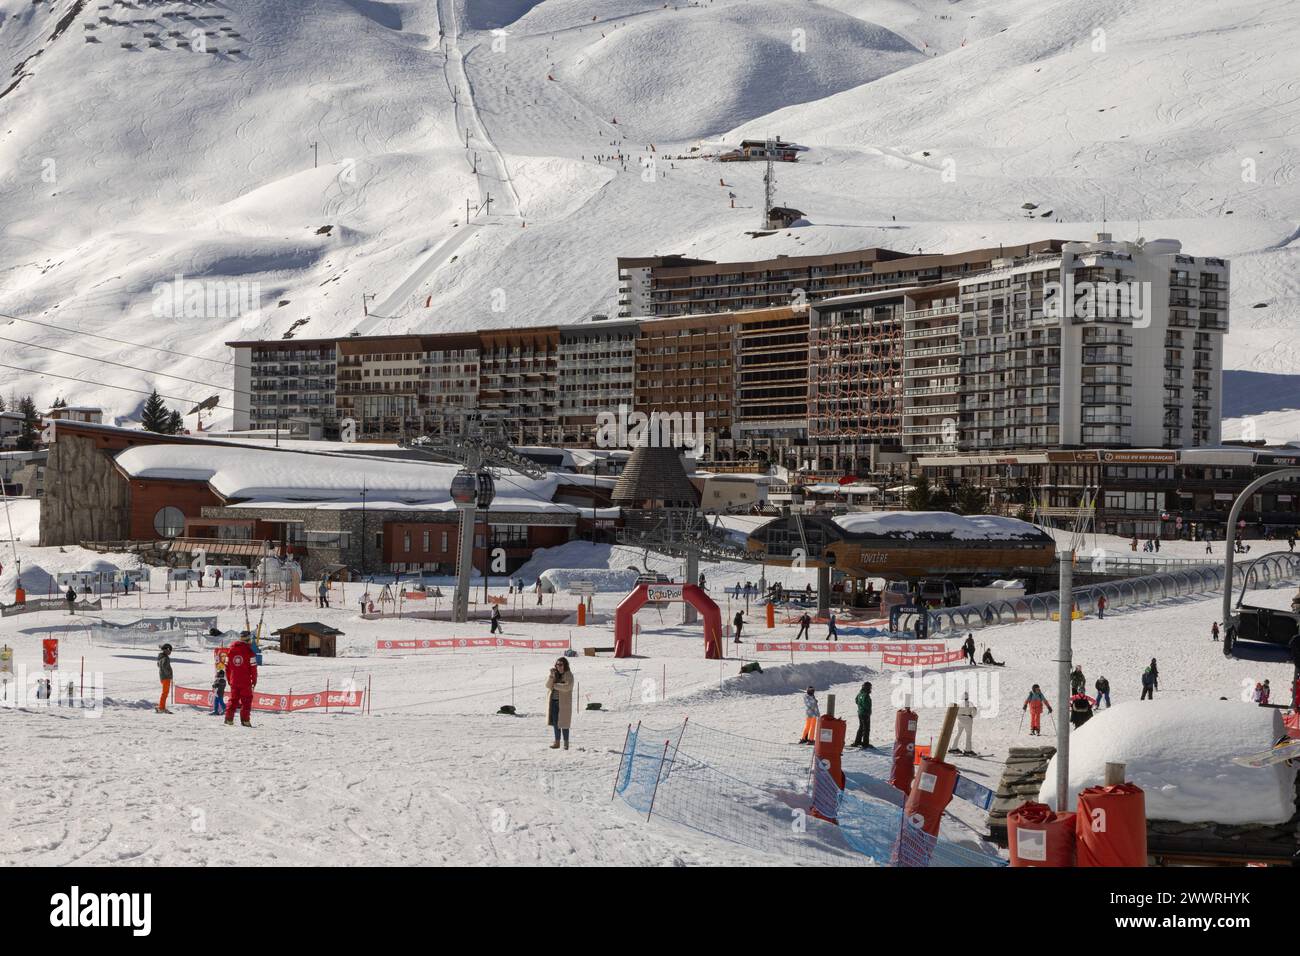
[614,720,1005,867]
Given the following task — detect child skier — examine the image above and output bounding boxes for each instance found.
[211,668,227,716]
[799,686,820,744]
[1094,675,1111,709]
[156,643,173,714]
[953,692,978,754]
[1023,685,1051,735]
[852,682,872,749]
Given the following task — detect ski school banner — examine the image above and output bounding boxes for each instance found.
[755,641,946,654]
[172,685,364,712]
[880,648,967,668]
[374,637,571,653]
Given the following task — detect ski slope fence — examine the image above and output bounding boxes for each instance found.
[898,551,1300,634]
[613,720,1004,867]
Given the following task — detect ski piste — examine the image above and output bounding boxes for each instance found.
[1231,736,1300,769]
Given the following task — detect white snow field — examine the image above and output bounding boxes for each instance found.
[1,0,1299,427]
[0,501,1295,866]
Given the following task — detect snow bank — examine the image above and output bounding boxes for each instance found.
[1040,699,1296,824]
[833,511,1049,541]
[538,567,640,594]
[679,660,875,706]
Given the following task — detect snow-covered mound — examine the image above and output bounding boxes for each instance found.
[1040,699,1296,825]
[555,2,921,141]
[832,511,1050,541]
[537,566,639,594]
[676,660,875,706]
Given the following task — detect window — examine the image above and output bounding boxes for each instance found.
[403,532,411,554]
[153,507,185,538]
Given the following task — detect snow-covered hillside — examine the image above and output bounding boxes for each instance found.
[1,0,1298,424]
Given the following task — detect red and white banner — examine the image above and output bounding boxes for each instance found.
[42,638,58,668]
[755,641,945,654]
[880,648,967,668]
[375,637,571,653]
[173,685,364,712]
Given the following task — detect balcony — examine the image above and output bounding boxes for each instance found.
[1082,349,1131,365]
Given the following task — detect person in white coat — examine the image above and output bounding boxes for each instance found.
[952,692,978,755]
[545,657,575,750]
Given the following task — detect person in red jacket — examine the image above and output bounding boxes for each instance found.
[223,631,259,727]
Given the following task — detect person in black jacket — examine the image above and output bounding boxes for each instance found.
[65,585,77,615]
[490,605,502,634]
[795,612,811,640]
[963,634,977,665]
[733,610,744,644]
[981,647,1005,666]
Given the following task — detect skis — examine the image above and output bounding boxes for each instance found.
[1232,736,1300,769]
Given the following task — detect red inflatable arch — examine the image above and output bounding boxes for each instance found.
[614,583,723,659]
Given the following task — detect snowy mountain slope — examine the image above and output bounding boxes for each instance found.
[0,0,1297,424]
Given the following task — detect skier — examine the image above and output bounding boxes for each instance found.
[851,681,872,749]
[535,579,544,606]
[1140,666,1155,701]
[1096,593,1107,619]
[1094,675,1111,709]
[826,611,838,641]
[1252,681,1264,703]
[795,611,811,641]
[1070,664,1086,696]
[963,633,976,665]
[1211,621,1220,642]
[799,686,819,744]
[66,584,77,615]
[156,643,174,714]
[490,604,502,634]
[1149,657,1160,691]
[214,567,222,588]
[1069,693,1094,729]
[211,668,227,716]
[981,647,1005,666]
[1262,679,1272,704]
[1023,685,1052,736]
[224,631,258,727]
[317,579,328,609]
[545,657,574,750]
[733,610,744,644]
[698,572,706,590]
[952,692,978,755]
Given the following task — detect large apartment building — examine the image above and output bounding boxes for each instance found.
[229,236,1228,470]
[956,234,1228,454]
[616,242,1062,319]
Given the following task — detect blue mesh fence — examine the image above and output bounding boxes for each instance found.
[614,720,1005,867]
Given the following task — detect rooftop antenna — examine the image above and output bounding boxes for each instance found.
[762,136,777,229]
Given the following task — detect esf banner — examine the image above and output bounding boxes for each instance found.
[880,648,967,668]
[173,685,364,711]
[375,637,570,652]
[755,642,946,654]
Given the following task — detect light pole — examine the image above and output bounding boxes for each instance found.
[1055,549,1073,812]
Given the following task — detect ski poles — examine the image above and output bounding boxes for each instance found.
[1018,709,1025,734]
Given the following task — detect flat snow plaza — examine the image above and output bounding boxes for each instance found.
[0,0,1297,936]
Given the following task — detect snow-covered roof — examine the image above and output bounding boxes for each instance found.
[805,483,880,495]
[1042,699,1295,825]
[113,444,570,511]
[832,511,1050,541]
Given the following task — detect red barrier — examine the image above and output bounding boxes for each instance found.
[172,685,364,712]
[374,637,570,652]
[1076,784,1147,867]
[880,648,967,668]
[1007,802,1077,867]
[903,756,958,838]
[755,641,945,654]
[890,707,918,794]
[810,715,846,824]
